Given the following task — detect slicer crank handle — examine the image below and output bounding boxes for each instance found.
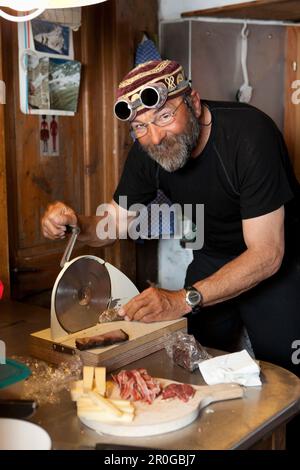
[60,226,80,268]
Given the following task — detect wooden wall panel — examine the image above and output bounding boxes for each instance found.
[0,23,10,298]
[112,0,158,280]
[1,0,158,299]
[80,0,158,282]
[1,21,85,297]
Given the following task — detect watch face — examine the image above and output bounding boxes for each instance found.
[186,289,201,307]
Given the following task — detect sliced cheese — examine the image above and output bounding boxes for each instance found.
[77,408,134,423]
[108,399,134,414]
[108,398,133,407]
[105,380,114,398]
[77,396,95,408]
[87,390,123,417]
[70,380,84,401]
[77,405,132,416]
[94,367,106,396]
[77,396,134,415]
[83,366,94,391]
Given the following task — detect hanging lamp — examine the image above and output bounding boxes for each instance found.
[0,1,108,23]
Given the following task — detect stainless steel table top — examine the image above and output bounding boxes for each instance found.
[1,300,300,450]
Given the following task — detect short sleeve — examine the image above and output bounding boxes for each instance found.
[113,141,157,210]
[237,113,294,219]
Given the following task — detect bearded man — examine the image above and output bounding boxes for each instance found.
[41,59,300,376]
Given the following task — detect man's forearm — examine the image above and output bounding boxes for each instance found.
[77,215,115,247]
[194,247,282,307]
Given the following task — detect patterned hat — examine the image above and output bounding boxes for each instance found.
[116,59,190,118]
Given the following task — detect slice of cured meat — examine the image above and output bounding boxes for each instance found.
[75,329,129,350]
[161,383,195,402]
[112,368,161,404]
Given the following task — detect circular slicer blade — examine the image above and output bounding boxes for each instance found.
[55,258,111,333]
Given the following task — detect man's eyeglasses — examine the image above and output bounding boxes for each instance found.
[130,99,186,138]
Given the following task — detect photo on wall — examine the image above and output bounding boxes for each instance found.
[27,56,81,113]
[18,19,78,115]
[49,59,81,111]
[31,19,71,57]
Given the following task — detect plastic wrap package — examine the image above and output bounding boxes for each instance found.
[164,331,212,372]
[11,355,82,405]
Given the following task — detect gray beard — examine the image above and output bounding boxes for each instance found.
[141,109,201,172]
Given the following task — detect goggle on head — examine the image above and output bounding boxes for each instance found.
[114,80,190,122]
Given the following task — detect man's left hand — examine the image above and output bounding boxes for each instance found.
[118,287,191,323]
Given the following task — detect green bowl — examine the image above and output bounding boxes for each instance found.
[0,358,31,398]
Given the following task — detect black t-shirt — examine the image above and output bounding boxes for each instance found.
[114,100,295,257]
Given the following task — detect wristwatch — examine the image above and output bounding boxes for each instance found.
[185,286,203,313]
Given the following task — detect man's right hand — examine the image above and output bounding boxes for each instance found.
[41,201,78,240]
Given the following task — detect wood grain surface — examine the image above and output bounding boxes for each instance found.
[30,317,187,369]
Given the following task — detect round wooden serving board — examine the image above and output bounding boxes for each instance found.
[79,379,243,437]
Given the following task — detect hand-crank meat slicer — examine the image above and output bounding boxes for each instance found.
[51,227,138,340]
[29,227,186,369]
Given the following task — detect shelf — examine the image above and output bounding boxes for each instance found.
[181,0,300,22]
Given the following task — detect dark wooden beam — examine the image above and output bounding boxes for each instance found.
[0,24,10,298]
[182,1,300,22]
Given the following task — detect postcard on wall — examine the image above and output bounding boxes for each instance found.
[31,20,73,59]
[27,55,81,113]
[29,19,73,59]
[18,20,80,115]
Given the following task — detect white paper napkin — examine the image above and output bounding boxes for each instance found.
[199,349,262,387]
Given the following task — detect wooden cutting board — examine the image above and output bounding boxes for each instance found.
[79,379,243,437]
[29,318,187,370]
